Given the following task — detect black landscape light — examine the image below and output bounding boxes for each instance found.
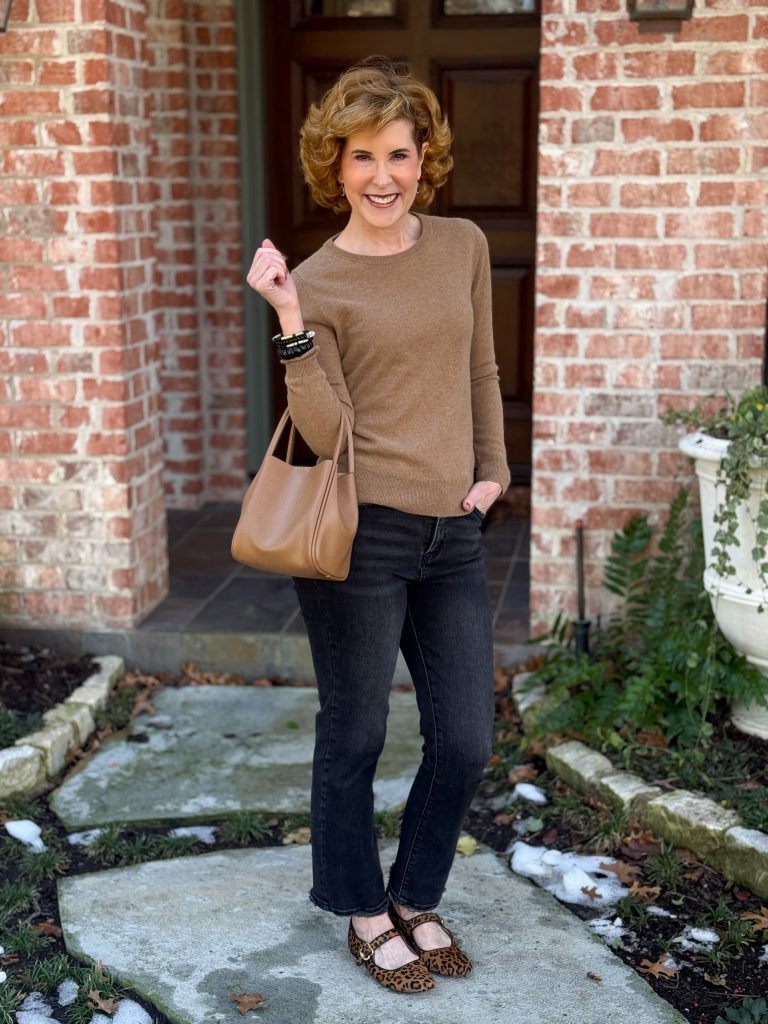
[628,0,693,23]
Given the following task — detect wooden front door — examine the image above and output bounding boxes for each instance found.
[263,0,539,479]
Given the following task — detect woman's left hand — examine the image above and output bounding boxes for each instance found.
[462,481,503,515]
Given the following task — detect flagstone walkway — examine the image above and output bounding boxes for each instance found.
[50,686,687,1024]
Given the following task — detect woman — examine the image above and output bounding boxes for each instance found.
[246,56,510,994]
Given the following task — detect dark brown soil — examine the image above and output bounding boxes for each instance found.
[0,642,97,713]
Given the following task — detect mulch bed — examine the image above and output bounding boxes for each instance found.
[0,642,98,714]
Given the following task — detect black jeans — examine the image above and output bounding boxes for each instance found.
[292,503,494,917]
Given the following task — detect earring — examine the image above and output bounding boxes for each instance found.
[338,181,345,198]
[416,180,421,194]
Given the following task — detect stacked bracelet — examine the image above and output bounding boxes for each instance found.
[272,329,315,360]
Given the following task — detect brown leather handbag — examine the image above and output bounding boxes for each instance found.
[230,407,358,580]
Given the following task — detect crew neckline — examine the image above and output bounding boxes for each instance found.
[324,211,431,264]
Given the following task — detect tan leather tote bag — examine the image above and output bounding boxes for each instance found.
[231,407,358,580]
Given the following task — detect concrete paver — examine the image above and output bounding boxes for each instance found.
[49,687,424,829]
[57,840,686,1024]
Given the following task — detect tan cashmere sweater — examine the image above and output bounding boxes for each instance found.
[282,212,511,517]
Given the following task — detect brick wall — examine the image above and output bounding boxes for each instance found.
[530,0,768,632]
[148,0,244,508]
[0,0,167,628]
[0,0,244,630]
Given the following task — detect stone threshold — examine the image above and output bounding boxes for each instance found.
[0,656,125,801]
[512,672,768,900]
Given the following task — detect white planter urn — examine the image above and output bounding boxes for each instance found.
[679,431,768,739]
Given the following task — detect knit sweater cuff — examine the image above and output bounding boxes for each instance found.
[280,346,320,376]
[476,460,511,494]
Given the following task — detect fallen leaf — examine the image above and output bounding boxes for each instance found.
[599,860,641,886]
[282,827,311,845]
[734,779,762,790]
[31,921,62,937]
[493,813,513,826]
[733,887,753,902]
[586,971,602,982]
[232,991,265,1014]
[580,884,602,901]
[131,695,156,717]
[703,972,727,987]
[250,677,273,688]
[628,882,661,901]
[741,906,768,932]
[493,667,510,693]
[637,956,678,979]
[635,731,668,749]
[456,834,479,857]
[87,990,119,1014]
[507,764,539,784]
[542,826,559,844]
[682,867,706,882]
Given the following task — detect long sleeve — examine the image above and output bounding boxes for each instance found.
[469,226,511,493]
[280,272,354,461]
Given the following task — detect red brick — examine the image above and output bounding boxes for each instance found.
[537,275,581,299]
[567,183,612,207]
[0,29,61,56]
[674,274,737,300]
[590,275,656,301]
[691,304,765,329]
[703,48,768,75]
[695,243,768,269]
[621,118,693,144]
[615,305,683,329]
[592,150,660,176]
[39,59,77,85]
[584,335,652,359]
[700,114,768,142]
[0,405,52,428]
[590,213,658,238]
[591,85,661,111]
[564,306,607,328]
[624,50,695,78]
[17,432,78,455]
[0,295,47,318]
[17,379,77,402]
[565,243,612,267]
[672,81,745,109]
[0,59,34,84]
[0,92,62,116]
[667,147,741,175]
[678,13,748,42]
[665,211,734,239]
[620,182,690,206]
[0,122,37,146]
[573,52,618,79]
[36,0,76,20]
[537,334,579,358]
[564,364,606,388]
[2,149,65,176]
[11,322,72,347]
[53,296,91,318]
[660,334,732,361]
[588,450,652,476]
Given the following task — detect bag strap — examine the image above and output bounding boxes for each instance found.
[265,406,354,471]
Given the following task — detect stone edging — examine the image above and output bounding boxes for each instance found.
[512,672,768,900]
[0,655,125,800]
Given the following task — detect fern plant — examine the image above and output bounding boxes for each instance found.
[522,487,768,751]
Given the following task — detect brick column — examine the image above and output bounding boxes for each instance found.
[0,0,167,628]
[531,0,768,632]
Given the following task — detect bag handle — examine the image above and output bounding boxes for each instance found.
[265,407,354,472]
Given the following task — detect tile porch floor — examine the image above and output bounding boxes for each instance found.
[138,503,531,645]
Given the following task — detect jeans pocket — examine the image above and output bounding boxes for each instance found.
[470,506,486,521]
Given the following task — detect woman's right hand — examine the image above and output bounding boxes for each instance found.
[246,238,300,315]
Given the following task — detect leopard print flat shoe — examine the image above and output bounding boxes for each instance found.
[347,921,435,993]
[388,900,472,977]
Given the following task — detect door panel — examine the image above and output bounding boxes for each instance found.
[262,0,538,479]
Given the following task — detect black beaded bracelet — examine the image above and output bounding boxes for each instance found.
[272,329,315,360]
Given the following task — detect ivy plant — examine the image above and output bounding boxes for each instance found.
[662,385,768,608]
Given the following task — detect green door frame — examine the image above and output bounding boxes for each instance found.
[235,0,272,474]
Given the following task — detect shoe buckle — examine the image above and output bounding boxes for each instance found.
[358,940,374,962]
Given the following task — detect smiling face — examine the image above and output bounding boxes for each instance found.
[337,118,427,230]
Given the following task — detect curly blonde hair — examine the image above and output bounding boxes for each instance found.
[299,56,453,214]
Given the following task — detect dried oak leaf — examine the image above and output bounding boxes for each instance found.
[87,990,119,1014]
[599,860,641,885]
[586,971,603,982]
[508,764,539,784]
[232,992,265,1014]
[493,813,514,826]
[282,827,311,846]
[637,956,678,979]
[740,906,768,932]
[703,972,727,987]
[31,921,62,937]
[580,884,602,902]
[628,882,662,901]
[635,731,668,749]
[131,694,156,718]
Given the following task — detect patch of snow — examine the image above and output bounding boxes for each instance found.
[511,783,548,805]
[647,905,674,918]
[759,943,768,963]
[589,915,629,945]
[169,825,217,846]
[16,991,54,1023]
[66,829,104,847]
[57,979,79,1005]
[509,841,629,907]
[112,999,153,1024]
[509,816,543,839]
[0,971,6,984]
[674,925,721,951]
[5,820,46,853]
